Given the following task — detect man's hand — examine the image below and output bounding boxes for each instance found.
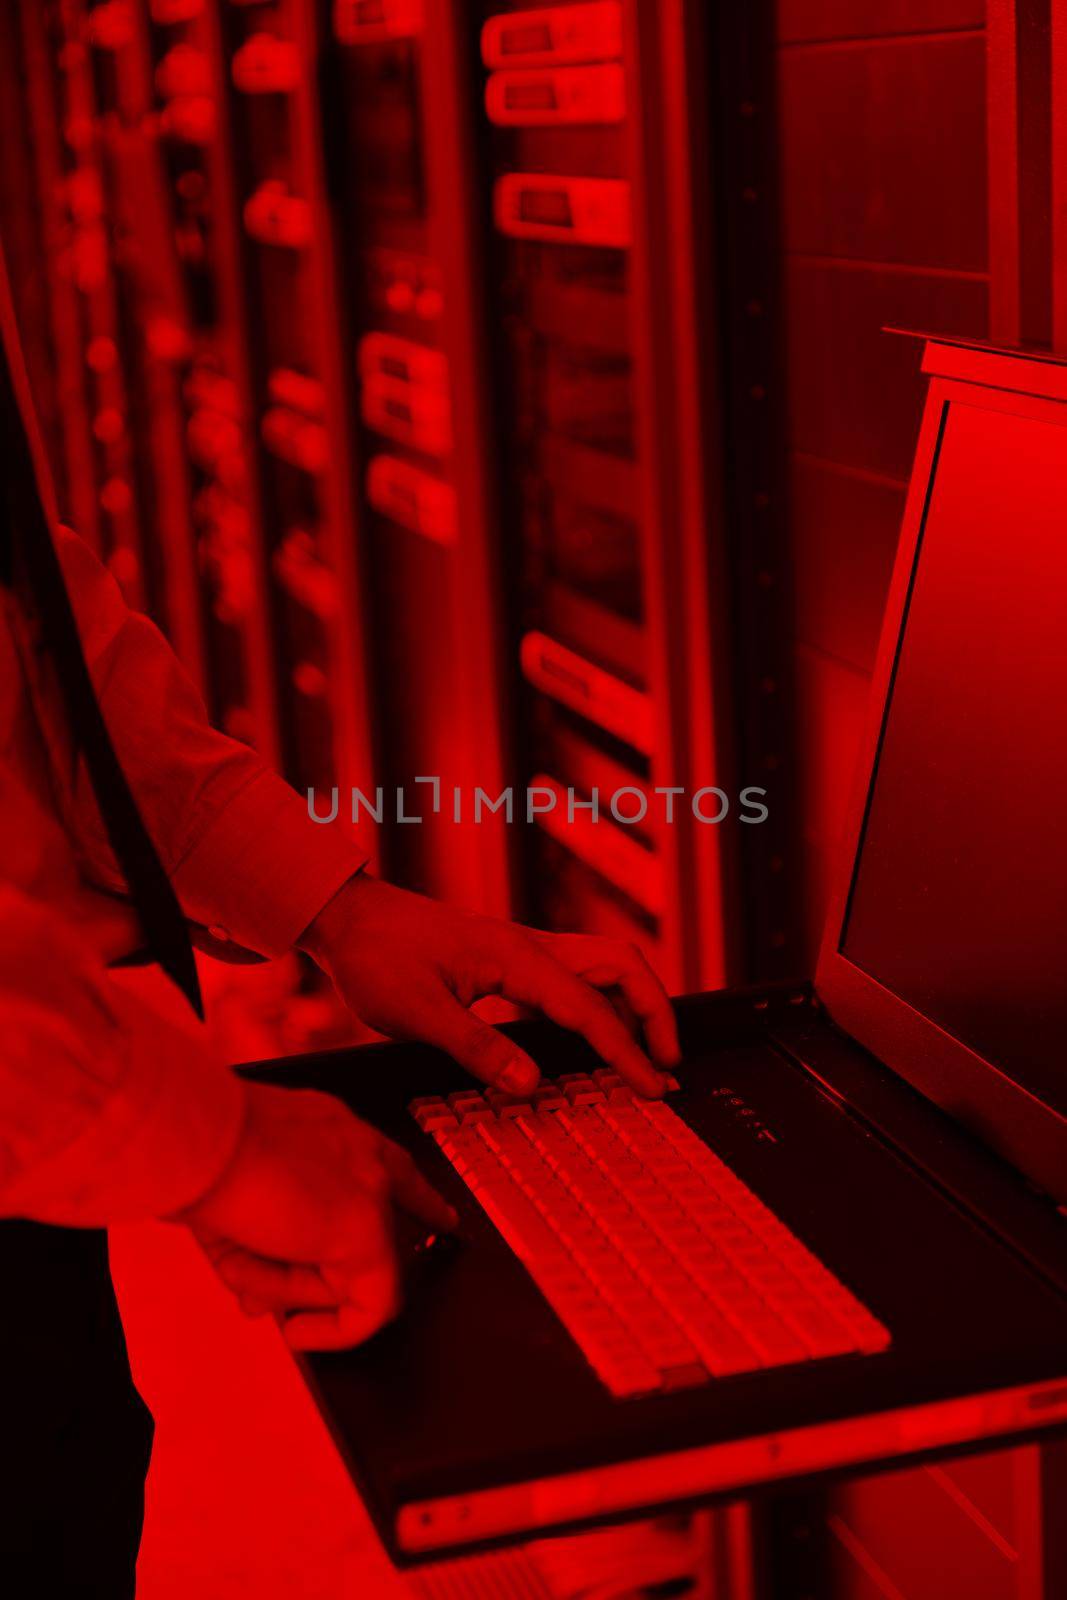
[176,1081,456,1350]
[301,874,681,1098]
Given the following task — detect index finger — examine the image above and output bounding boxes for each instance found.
[545,934,681,1067]
[499,939,668,1097]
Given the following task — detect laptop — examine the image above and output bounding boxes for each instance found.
[244,334,1067,1563]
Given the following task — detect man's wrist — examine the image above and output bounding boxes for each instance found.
[297,867,374,969]
[166,1073,251,1228]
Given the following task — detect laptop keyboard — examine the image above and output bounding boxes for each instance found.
[412,1073,890,1398]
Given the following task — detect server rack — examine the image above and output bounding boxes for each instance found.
[208,0,376,807]
[5,4,98,558]
[83,0,209,687]
[322,0,514,914]
[15,0,286,764]
[460,0,736,991]
[17,1,146,586]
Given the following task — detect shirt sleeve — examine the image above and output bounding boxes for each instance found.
[0,887,246,1227]
[53,525,367,957]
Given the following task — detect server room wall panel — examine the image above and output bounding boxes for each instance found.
[787,455,904,675]
[783,261,989,481]
[792,643,870,948]
[774,9,990,958]
[781,251,990,926]
[776,0,987,44]
[792,644,870,843]
[778,34,988,271]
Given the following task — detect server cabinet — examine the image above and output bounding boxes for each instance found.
[17,0,287,762]
[83,0,209,689]
[459,0,736,990]
[206,0,378,801]
[17,1,151,596]
[323,0,514,913]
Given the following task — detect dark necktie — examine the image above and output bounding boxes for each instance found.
[0,359,204,1020]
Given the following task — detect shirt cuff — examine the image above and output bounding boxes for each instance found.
[171,768,369,959]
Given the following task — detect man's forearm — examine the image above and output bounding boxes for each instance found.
[0,894,246,1227]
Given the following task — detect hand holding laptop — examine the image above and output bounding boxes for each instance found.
[178,1082,458,1351]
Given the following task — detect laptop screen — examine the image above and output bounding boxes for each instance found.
[839,399,1067,1118]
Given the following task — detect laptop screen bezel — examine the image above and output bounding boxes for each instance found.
[815,356,1067,1207]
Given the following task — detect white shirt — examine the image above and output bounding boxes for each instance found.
[0,524,366,1226]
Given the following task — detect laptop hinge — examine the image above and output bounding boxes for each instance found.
[770,1004,1067,1297]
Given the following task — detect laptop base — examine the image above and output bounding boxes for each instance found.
[241,985,1067,1563]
